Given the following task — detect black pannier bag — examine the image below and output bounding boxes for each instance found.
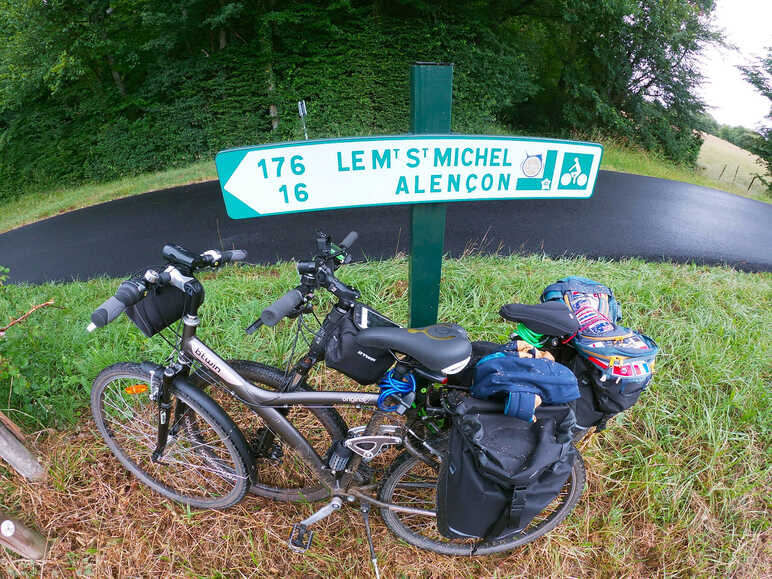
[436,400,576,541]
[125,285,187,338]
[571,354,653,431]
[324,309,396,385]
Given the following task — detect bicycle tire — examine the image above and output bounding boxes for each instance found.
[378,439,586,556]
[91,362,252,509]
[192,360,348,502]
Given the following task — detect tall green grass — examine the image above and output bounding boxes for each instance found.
[0,160,216,234]
[1,255,770,575]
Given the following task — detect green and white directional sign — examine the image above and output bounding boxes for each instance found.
[215,135,603,219]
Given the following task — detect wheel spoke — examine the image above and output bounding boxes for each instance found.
[92,368,248,509]
[378,443,584,555]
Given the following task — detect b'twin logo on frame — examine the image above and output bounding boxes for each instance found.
[194,347,222,374]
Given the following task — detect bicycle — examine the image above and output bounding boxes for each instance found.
[87,232,585,561]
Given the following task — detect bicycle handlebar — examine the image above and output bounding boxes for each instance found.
[339,231,358,249]
[245,232,359,334]
[260,288,304,327]
[88,279,147,331]
[222,249,248,263]
[88,245,247,332]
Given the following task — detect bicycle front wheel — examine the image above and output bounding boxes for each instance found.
[378,440,586,556]
[91,362,252,509]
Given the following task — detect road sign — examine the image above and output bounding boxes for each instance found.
[215,135,603,219]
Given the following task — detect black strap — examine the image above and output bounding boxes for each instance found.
[478,485,529,543]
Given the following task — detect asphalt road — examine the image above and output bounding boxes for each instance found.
[2,170,770,284]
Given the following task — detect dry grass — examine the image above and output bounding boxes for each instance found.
[696,133,769,201]
[1,424,768,579]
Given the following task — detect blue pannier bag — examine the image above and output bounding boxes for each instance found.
[471,353,580,422]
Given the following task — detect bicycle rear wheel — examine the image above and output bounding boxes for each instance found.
[91,362,251,509]
[378,440,585,556]
[192,360,348,502]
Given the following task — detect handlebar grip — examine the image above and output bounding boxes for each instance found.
[90,296,128,329]
[222,249,248,263]
[339,231,358,249]
[260,289,303,327]
[89,279,146,331]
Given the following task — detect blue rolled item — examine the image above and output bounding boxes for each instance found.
[471,352,580,422]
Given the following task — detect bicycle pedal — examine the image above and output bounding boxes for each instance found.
[288,523,313,553]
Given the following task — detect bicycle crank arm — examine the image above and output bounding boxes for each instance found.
[288,497,343,553]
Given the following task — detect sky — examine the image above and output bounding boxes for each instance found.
[698,0,771,130]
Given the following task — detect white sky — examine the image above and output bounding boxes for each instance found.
[698,0,771,130]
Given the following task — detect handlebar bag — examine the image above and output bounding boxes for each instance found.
[125,285,187,337]
[324,312,396,385]
[436,403,576,541]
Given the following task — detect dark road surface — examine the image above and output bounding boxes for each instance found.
[2,170,770,284]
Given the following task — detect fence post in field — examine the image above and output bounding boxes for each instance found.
[732,165,739,183]
[748,175,758,191]
[718,164,727,179]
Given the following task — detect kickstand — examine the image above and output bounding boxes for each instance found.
[360,503,380,579]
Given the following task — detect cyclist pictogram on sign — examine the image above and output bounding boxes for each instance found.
[558,153,594,190]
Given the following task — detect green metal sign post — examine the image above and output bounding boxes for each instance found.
[407,63,452,328]
[214,64,604,329]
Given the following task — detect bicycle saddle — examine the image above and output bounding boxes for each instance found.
[356,323,472,375]
[498,302,579,336]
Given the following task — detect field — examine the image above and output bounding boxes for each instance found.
[1,255,770,577]
[696,133,769,201]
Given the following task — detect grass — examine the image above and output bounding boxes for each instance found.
[1,254,770,577]
[696,133,769,201]
[601,137,771,204]
[1,134,770,235]
[0,160,217,234]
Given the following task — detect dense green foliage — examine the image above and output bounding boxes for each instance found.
[696,113,764,151]
[0,0,719,200]
[739,48,772,193]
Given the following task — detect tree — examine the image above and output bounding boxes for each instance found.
[739,48,772,194]
[501,0,721,163]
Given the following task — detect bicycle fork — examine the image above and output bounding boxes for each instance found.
[152,365,189,462]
